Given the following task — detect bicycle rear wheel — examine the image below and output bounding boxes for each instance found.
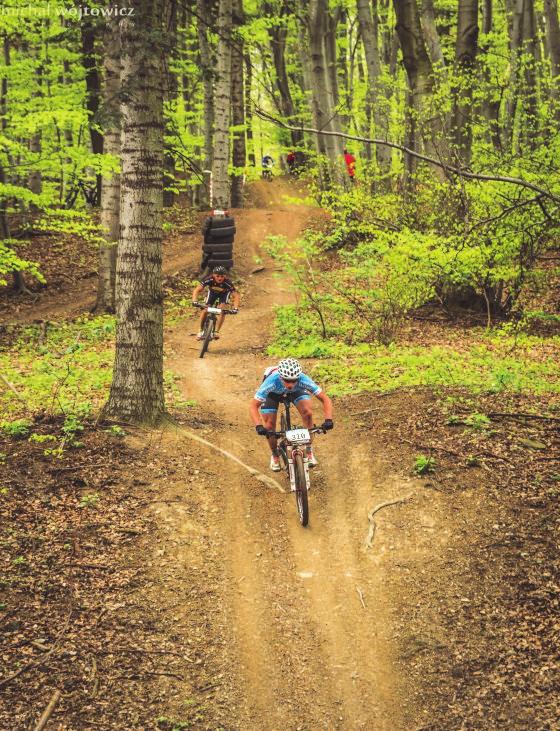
[293,451,309,527]
[199,317,214,358]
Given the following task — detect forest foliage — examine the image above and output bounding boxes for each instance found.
[1,0,560,419]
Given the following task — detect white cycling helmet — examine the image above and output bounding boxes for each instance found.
[277,358,302,380]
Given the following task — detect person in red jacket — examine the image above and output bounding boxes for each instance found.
[343,148,356,182]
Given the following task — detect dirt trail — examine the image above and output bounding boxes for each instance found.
[154,179,444,730]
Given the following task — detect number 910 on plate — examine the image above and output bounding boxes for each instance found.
[285,428,311,443]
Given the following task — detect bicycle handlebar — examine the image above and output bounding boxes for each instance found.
[267,427,326,438]
[192,302,238,314]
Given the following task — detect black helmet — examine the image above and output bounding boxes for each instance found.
[212,265,227,274]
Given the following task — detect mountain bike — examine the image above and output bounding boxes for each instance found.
[268,400,326,527]
[262,166,273,181]
[192,302,237,358]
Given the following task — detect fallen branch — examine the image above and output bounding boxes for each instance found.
[356,586,366,609]
[401,438,462,458]
[33,689,62,731]
[174,426,286,493]
[0,373,26,402]
[365,493,413,549]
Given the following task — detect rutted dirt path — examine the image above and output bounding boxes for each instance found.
[148,180,449,730]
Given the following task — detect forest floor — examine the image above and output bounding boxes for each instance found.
[1,178,559,730]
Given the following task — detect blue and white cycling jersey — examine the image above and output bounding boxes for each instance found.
[254,371,322,402]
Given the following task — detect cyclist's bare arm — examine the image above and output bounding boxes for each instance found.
[192,283,204,302]
[316,390,333,420]
[231,291,240,308]
[249,398,264,426]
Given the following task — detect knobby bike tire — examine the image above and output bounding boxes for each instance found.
[293,451,309,527]
[199,317,214,358]
[278,440,289,473]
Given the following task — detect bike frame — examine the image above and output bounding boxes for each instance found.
[276,401,322,492]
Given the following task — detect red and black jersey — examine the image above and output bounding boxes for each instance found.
[200,276,236,296]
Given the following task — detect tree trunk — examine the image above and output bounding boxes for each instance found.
[480,0,502,148]
[452,0,479,164]
[265,0,303,148]
[197,0,215,207]
[104,0,165,425]
[305,0,346,185]
[393,0,441,172]
[81,18,104,206]
[544,0,560,117]
[230,0,245,208]
[163,0,178,208]
[212,0,233,208]
[95,15,121,314]
[244,54,256,166]
[521,0,539,146]
[420,0,445,67]
[357,0,391,173]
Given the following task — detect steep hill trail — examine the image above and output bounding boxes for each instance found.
[144,179,456,730]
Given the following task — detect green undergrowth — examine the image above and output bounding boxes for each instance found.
[1,315,192,420]
[268,304,560,397]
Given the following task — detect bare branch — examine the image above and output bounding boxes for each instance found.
[254,107,560,203]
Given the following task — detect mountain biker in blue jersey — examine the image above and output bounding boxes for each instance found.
[249,358,334,472]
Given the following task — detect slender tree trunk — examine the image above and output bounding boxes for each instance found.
[81,18,104,206]
[480,0,502,148]
[505,0,524,147]
[544,0,560,117]
[212,0,233,208]
[521,0,539,146]
[104,0,165,425]
[230,0,245,207]
[357,0,391,173]
[28,61,42,202]
[197,0,215,207]
[265,1,303,148]
[452,0,479,164]
[163,0,178,208]
[305,0,346,185]
[95,16,121,313]
[244,54,256,166]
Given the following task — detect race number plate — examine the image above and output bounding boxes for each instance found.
[206,306,222,314]
[286,428,311,443]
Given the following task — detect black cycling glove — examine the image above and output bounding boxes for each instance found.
[321,419,334,431]
[255,425,268,436]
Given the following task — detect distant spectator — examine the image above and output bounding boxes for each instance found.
[286,150,297,174]
[343,148,356,182]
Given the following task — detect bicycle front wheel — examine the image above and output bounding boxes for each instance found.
[199,317,213,358]
[293,451,309,527]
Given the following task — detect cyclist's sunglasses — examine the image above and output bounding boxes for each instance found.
[281,376,298,384]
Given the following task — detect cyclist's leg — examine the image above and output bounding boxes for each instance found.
[215,293,230,334]
[294,395,317,465]
[260,396,280,453]
[294,394,313,429]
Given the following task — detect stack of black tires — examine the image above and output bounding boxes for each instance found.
[201,214,235,272]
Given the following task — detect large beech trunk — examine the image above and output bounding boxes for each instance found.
[95,17,121,314]
[104,0,165,425]
[212,0,233,208]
